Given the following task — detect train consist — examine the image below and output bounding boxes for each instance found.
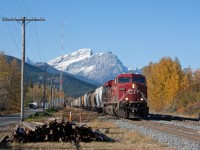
[71,73,149,118]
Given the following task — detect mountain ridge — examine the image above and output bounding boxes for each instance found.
[4,54,97,97]
[48,49,129,83]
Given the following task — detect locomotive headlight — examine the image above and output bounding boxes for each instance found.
[141,98,144,101]
[125,97,128,101]
[132,84,135,89]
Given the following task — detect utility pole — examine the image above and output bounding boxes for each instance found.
[2,17,45,122]
[43,64,46,112]
[60,21,64,106]
[50,77,55,108]
[50,77,53,108]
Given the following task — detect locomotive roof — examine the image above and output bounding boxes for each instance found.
[117,73,145,78]
[103,73,145,87]
[103,80,114,87]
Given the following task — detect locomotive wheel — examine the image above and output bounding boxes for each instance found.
[117,110,121,118]
[116,108,122,118]
[123,109,129,119]
[117,108,129,119]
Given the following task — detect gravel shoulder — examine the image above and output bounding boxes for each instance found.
[102,116,200,150]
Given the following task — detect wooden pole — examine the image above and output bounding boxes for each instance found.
[80,111,82,124]
[69,112,71,122]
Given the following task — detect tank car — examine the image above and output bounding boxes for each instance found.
[94,86,104,113]
[86,91,92,110]
[71,98,78,107]
[90,90,96,111]
[77,97,81,108]
[83,93,87,110]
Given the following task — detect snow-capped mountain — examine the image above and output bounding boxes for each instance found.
[48,48,128,84]
[128,67,143,74]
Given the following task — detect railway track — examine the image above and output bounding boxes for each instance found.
[67,107,200,146]
[125,119,200,142]
[175,119,200,127]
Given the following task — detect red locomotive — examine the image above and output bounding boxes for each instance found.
[103,73,149,118]
[71,73,149,118]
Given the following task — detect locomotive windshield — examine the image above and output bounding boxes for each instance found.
[132,77,146,84]
[118,77,131,83]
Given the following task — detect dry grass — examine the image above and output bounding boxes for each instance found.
[0,124,16,140]
[0,107,174,150]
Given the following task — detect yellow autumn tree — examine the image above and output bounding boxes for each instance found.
[8,58,21,111]
[175,68,200,114]
[143,57,188,112]
[0,54,21,112]
[0,53,9,111]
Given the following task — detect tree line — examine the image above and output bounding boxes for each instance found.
[0,53,68,113]
[0,53,94,113]
[0,53,21,112]
[143,57,200,115]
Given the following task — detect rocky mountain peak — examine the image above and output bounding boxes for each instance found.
[48,49,128,84]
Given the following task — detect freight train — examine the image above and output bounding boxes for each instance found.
[71,73,149,118]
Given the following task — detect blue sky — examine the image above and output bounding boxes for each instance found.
[0,0,200,69]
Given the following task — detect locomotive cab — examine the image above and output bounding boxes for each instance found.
[116,73,147,103]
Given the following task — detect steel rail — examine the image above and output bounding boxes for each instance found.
[125,119,200,142]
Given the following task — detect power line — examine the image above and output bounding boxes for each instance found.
[17,0,45,62]
[33,22,45,61]
[23,0,45,62]
[21,0,45,62]
[22,0,32,17]
[4,22,21,55]
[21,0,38,61]
[16,0,26,16]
[2,17,45,122]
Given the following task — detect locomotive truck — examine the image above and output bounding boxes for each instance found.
[71,73,149,118]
